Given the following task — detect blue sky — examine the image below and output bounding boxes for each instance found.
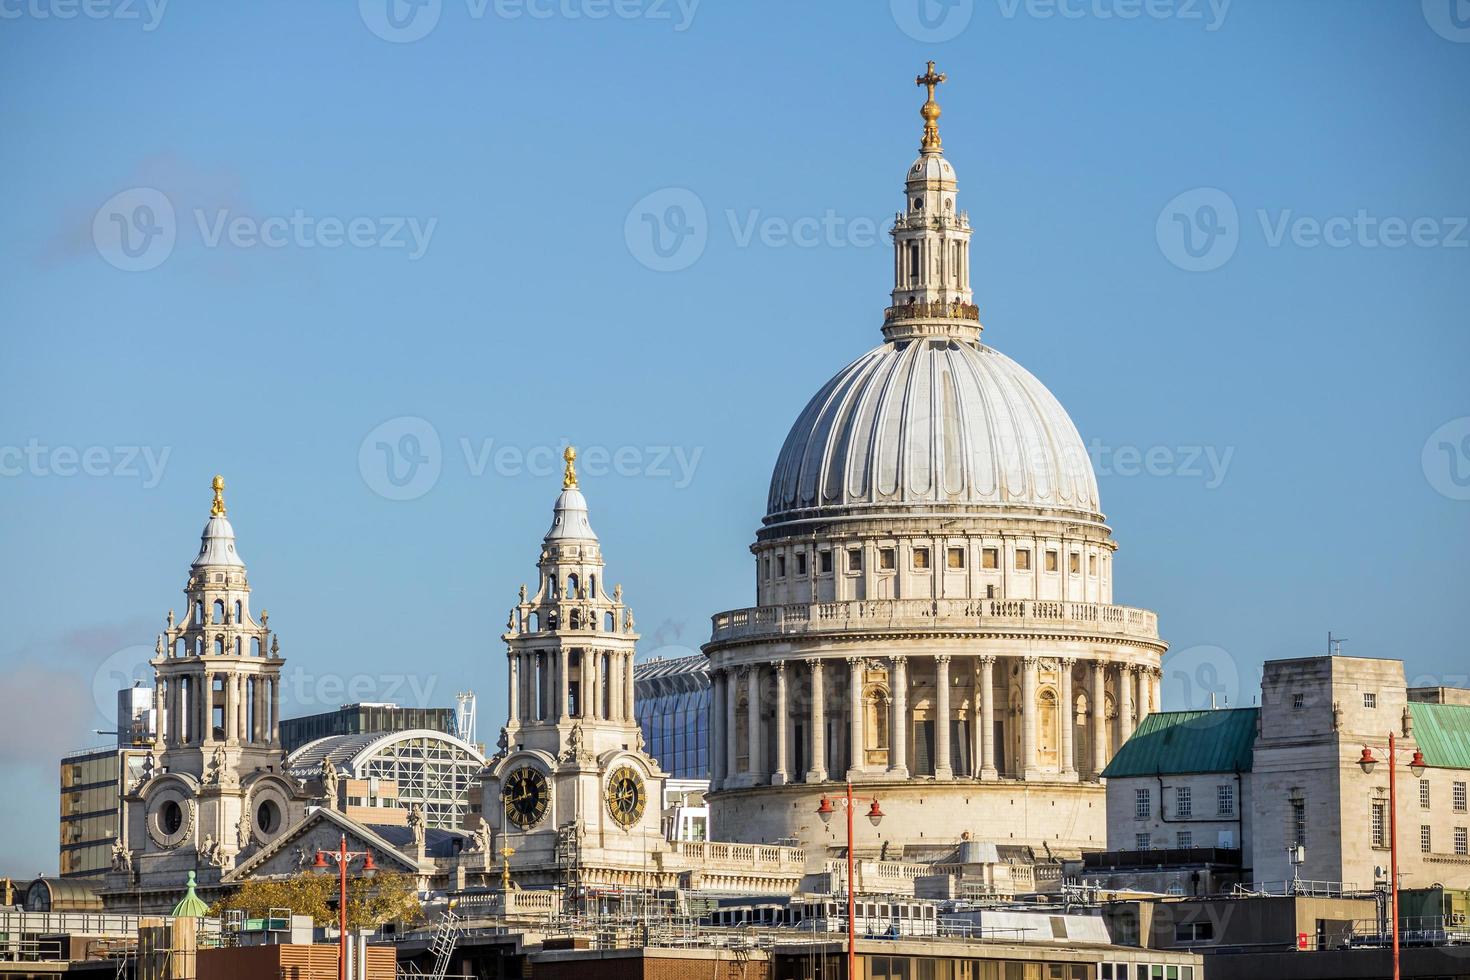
[1,0,1467,876]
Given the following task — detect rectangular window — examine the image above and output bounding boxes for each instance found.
[1217,784,1235,817]
[1454,781,1467,812]
[1135,833,1151,851]
[1089,554,1098,575]
[847,549,862,572]
[1292,693,1305,709]
[776,555,786,577]
[762,558,771,579]
[1292,799,1307,847]
[1372,802,1386,847]
[1176,831,1193,849]
[947,547,965,569]
[1045,550,1058,572]
[819,550,833,573]
[1421,825,1432,853]
[911,547,928,570]
[880,548,896,570]
[1016,549,1031,571]
[1176,786,1192,818]
[1363,692,1377,708]
[1421,780,1431,809]
[982,547,998,569]
[1456,827,1467,855]
[1135,788,1151,819]
[796,553,807,575]
[1070,552,1081,574]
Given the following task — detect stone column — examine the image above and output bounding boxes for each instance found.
[1136,667,1150,727]
[223,672,235,743]
[508,653,520,724]
[773,662,790,785]
[1152,668,1162,717]
[847,657,864,779]
[710,669,725,790]
[625,652,637,721]
[889,657,910,778]
[1091,660,1108,778]
[269,676,280,744]
[1120,665,1136,743]
[979,656,997,779]
[1021,657,1039,778]
[807,660,827,783]
[934,655,953,779]
[725,668,739,784]
[558,650,571,722]
[746,667,763,784]
[1059,658,1076,777]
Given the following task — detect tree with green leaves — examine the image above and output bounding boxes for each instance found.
[209,872,423,931]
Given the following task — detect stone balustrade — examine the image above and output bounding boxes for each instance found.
[664,839,806,871]
[710,597,1159,644]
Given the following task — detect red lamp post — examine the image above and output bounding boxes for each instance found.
[313,834,377,980]
[817,784,884,980]
[1357,735,1427,980]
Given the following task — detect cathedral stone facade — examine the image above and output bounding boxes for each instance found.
[703,65,1167,857]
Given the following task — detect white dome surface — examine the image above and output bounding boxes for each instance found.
[767,339,1100,522]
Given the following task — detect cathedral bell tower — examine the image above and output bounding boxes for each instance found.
[885,61,981,346]
[153,476,284,779]
[479,448,668,888]
[111,477,308,905]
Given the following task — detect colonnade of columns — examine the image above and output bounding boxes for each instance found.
[509,648,637,726]
[157,670,279,747]
[709,655,1162,791]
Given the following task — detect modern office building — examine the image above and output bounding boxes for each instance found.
[278,702,458,753]
[634,655,710,780]
[58,687,157,879]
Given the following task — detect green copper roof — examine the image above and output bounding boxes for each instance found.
[1102,708,1258,778]
[1410,702,1470,770]
[171,870,210,918]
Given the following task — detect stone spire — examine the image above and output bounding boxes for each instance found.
[884,62,981,345]
[153,476,283,774]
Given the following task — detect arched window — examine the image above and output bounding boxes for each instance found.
[528,612,540,632]
[251,636,262,657]
[233,600,242,623]
[604,611,615,632]
[213,635,224,656]
[548,576,559,600]
[233,637,242,656]
[194,636,204,656]
[194,601,203,625]
[212,600,224,624]
[174,638,186,658]
[548,611,559,631]
[589,575,597,599]
[567,573,580,597]
[570,609,582,630]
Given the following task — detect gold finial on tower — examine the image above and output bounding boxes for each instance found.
[562,446,578,490]
[916,60,947,152]
[210,475,227,517]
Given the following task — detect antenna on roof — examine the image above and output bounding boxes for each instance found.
[1328,631,1348,656]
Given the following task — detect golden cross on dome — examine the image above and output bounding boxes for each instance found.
[562,446,578,490]
[210,475,227,517]
[915,61,947,151]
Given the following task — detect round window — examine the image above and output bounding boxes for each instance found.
[161,800,183,835]
[256,799,279,834]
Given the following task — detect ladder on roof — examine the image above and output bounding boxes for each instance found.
[426,906,461,980]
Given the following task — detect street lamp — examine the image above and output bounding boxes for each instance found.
[314,834,377,980]
[817,784,883,980]
[1357,735,1427,980]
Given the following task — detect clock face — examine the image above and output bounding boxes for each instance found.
[605,765,646,829]
[502,767,549,830]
